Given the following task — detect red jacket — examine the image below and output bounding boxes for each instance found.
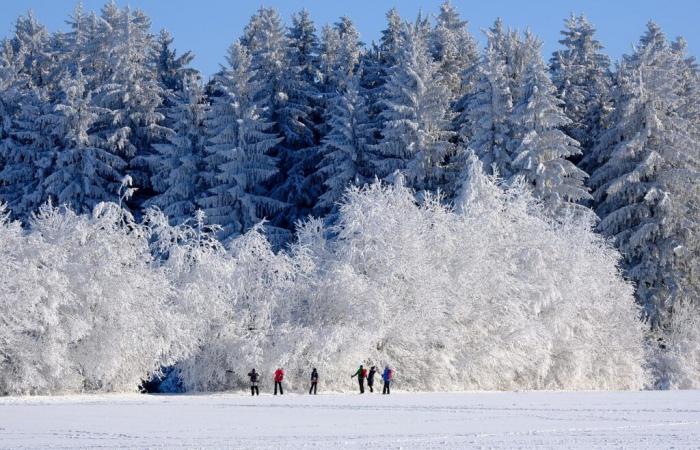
[274,369,284,382]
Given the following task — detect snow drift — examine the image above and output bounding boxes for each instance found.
[0,161,648,395]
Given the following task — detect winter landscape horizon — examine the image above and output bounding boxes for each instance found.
[1,0,700,448]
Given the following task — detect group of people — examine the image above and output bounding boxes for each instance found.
[351,365,393,394]
[246,365,394,396]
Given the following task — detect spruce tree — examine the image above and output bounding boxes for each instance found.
[0,14,55,219]
[430,1,479,102]
[316,72,371,214]
[91,5,167,209]
[588,23,700,326]
[551,14,612,169]
[371,19,454,193]
[241,7,319,232]
[457,19,514,178]
[509,32,590,211]
[146,74,206,224]
[199,42,282,239]
[43,68,124,213]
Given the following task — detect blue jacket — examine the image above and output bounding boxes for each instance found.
[382,368,392,381]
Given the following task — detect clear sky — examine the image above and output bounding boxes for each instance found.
[3,0,699,78]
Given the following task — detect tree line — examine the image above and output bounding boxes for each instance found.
[0,2,699,332]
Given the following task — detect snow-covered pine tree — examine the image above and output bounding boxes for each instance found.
[379,7,404,69]
[154,29,197,93]
[273,10,323,224]
[550,14,612,170]
[64,6,113,93]
[429,1,479,102]
[146,74,206,224]
[315,71,371,214]
[199,42,282,239]
[0,14,55,219]
[359,8,405,153]
[319,17,362,95]
[456,19,514,177]
[509,32,591,211]
[371,18,455,194]
[91,4,167,209]
[0,86,53,218]
[241,7,320,233]
[42,68,124,213]
[588,23,700,327]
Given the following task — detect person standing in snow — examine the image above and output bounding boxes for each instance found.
[273,367,285,395]
[351,364,367,394]
[309,368,319,395]
[367,366,378,393]
[248,369,260,396]
[382,366,393,395]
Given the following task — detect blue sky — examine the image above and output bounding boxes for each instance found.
[3,0,699,77]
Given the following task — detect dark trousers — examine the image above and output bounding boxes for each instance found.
[368,380,374,393]
[274,381,283,395]
[250,385,259,396]
[383,381,390,394]
[358,377,365,394]
[309,381,317,394]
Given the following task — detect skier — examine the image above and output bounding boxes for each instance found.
[367,366,378,393]
[247,368,259,396]
[351,364,367,394]
[382,366,393,395]
[309,368,319,395]
[273,367,285,395]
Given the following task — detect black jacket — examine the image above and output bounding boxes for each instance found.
[248,371,259,383]
[368,367,377,383]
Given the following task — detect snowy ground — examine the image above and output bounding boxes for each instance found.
[1,390,699,449]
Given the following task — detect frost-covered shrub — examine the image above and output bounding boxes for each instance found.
[0,160,650,394]
[0,204,78,395]
[653,302,700,389]
[0,202,190,395]
[272,161,648,391]
[174,159,648,392]
[148,210,300,392]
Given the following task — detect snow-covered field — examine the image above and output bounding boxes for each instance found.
[1,390,699,449]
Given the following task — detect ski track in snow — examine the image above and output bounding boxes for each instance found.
[1,390,699,449]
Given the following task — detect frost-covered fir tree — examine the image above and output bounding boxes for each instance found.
[315,72,371,214]
[0,14,56,218]
[154,29,196,93]
[91,4,167,207]
[550,14,612,169]
[588,23,700,327]
[457,24,590,212]
[360,8,404,145]
[319,17,362,95]
[317,17,363,144]
[429,1,479,102]
[457,19,514,177]
[371,19,454,193]
[146,75,206,224]
[509,32,591,211]
[43,69,124,213]
[272,10,323,223]
[0,86,53,217]
[5,12,54,89]
[241,7,319,232]
[199,42,282,239]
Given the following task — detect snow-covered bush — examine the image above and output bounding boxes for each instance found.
[167,221,300,392]
[0,202,190,395]
[267,160,648,391]
[171,158,648,392]
[653,302,700,389]
[0,160,649,394]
